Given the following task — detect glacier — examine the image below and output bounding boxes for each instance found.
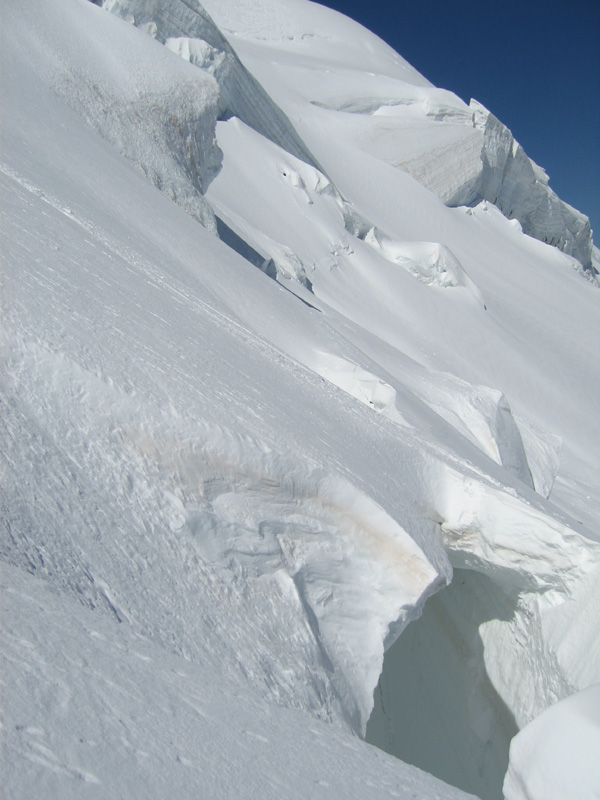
[2,0,599,799]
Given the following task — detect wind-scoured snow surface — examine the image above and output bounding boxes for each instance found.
[2,0,599,798]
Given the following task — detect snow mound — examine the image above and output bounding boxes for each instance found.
[314,87,472,125]
[1,319,442,736]
[165,35,227,72]
[363,232,482,295]
[314,352,406,424]
[503,683,600,800]
[428,464,597,595]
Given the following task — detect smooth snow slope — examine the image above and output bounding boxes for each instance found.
[2,0,600,799]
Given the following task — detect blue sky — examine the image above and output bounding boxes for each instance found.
[317,0,600,239]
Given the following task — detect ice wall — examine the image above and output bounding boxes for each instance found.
[97,0,321,170]
[447,101,594,270]
[7,0,223,230]
[367,570,519,800]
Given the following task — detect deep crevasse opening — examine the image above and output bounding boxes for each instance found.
[366,569,520,800]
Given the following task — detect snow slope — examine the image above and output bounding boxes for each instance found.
[4,562,473,800]
[2,0,599,798]
[202,0,595,269]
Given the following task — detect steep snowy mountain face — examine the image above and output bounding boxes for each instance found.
[2,1,599,799]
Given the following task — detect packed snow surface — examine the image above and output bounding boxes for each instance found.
[503,683,600,800]
[4,562,473,800]
[2,0,599,798]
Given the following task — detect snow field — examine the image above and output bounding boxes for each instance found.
[3,0,600,798]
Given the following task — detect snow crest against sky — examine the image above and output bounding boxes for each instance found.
[317,0,600,237]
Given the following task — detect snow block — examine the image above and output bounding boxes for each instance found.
[504,683,600,800]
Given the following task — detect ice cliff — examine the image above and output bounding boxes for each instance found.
[446,100,594,271]
[2,1,599,799]
[98,0,320,169]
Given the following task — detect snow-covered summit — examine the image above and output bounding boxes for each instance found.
[2,1,599,799]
